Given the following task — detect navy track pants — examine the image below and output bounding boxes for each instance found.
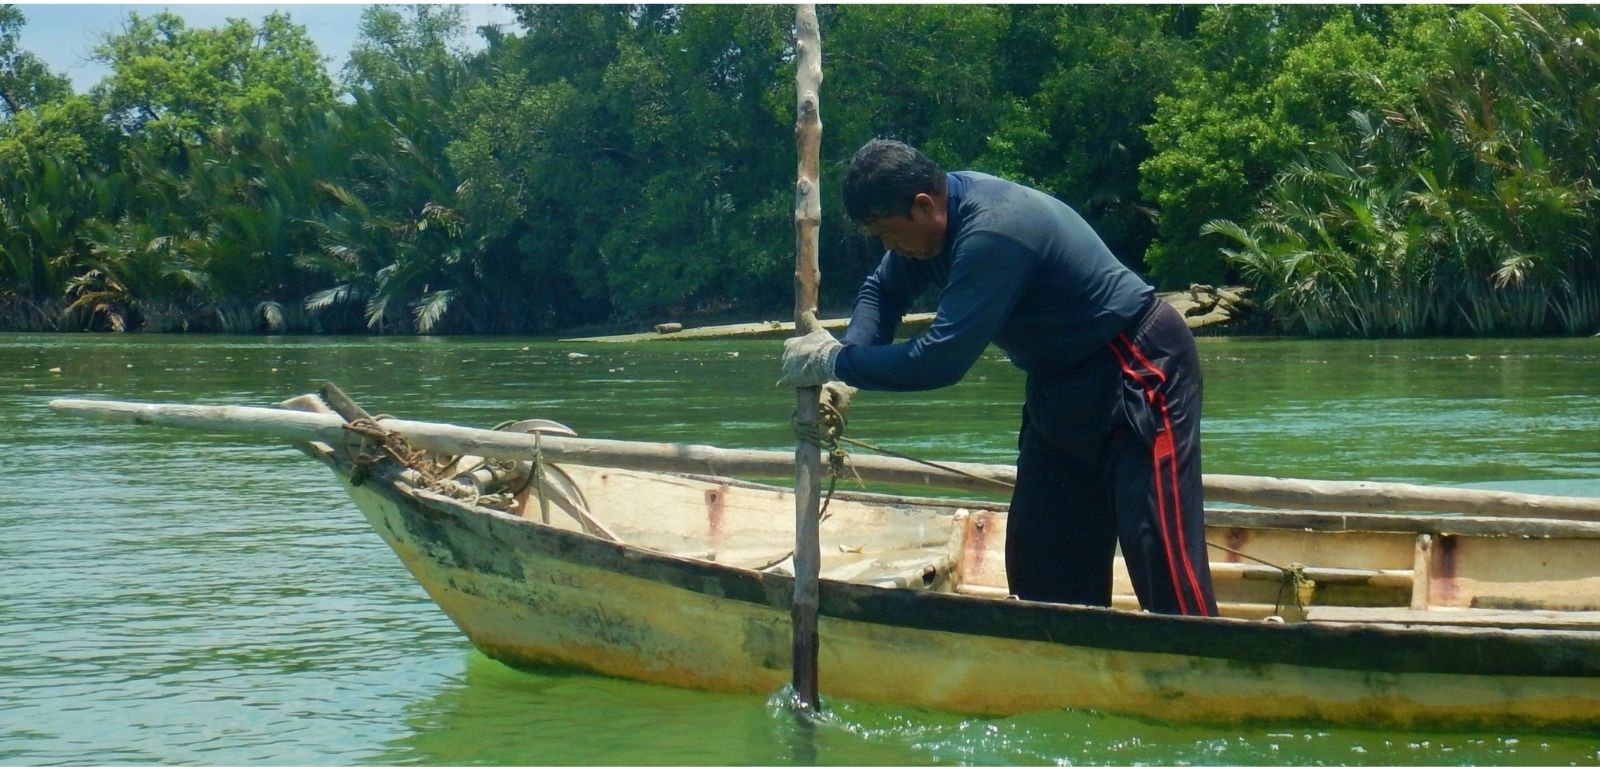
[1004,299,1217,616]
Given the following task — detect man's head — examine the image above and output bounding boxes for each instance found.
[842,139,948,260]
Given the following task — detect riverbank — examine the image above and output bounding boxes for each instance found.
[0,286,1263,339]
[563,285,1260,342]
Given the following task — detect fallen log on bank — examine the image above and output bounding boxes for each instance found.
[563,313,936,343]
[49,397,1600,521]
[1159,284,1257,331]
[565,286,1255,342]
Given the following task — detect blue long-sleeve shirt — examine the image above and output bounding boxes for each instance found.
[834,171,1154,391]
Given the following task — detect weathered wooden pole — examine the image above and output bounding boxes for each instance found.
[50,398,1600,521]
[790,2,824,714]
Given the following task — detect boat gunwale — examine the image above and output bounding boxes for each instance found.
[684,473,1600,540]
[321,448,1600,681]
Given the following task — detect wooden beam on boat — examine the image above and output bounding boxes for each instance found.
[1204,507,1600,538]
[48,398,1016,494]
[697,474,1600,539]
[1204,473,1600,519]
[47,398,1600,521]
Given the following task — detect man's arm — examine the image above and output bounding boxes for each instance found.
[835,232,1031,392]
[840,252,927,347]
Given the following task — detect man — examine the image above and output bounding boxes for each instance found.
[779,139,1216,616]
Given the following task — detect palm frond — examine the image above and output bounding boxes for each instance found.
[413,288,454,333]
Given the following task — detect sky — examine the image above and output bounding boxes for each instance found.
[13,3,519,92]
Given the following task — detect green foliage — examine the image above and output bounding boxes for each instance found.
[978,6,1197,268]
[1141,6,1450,286]
[825,5,1008,161]
[595,5,794,320]
[0,4,1595,337]
[445,5,800,324]
[0,152,115,300]
[1210,6,1600,336]
[0,4,70,118]
[342,5,466,90]
[90,11,334,145]
[0,94,118,167]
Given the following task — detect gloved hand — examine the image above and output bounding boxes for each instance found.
[819,380,856,422]
[778,310,842,388]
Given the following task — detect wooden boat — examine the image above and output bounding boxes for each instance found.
[49,392,1600,732]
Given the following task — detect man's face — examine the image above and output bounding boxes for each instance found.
[862,193,946,260]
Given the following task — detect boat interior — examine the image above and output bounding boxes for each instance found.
[275,389,1600,632]
[510,462,1600,630]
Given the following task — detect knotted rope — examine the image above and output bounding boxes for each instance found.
[341,417,440,488]
[791,395,857,522]
[755,396,862,572]
[1203,541,1316,618]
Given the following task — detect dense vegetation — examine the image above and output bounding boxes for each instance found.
[0,4,1595,336]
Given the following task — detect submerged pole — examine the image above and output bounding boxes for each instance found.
[789,2,824,714]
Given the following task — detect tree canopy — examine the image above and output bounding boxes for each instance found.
[0,4,1595,337]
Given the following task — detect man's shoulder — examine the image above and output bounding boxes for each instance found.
[951,170,1011,191]
[951,172,1067,244]
[953,171,1058,212]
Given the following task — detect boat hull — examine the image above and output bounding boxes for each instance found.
[342,472,1600,731]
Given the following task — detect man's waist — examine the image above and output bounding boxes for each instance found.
[1122,291,1164,337]
[1009,294,1159,380]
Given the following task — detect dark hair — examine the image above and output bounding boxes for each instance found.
[842,139,947,223]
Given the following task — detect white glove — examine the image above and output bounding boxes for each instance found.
[819,380,856,419]
[777,310,842,388]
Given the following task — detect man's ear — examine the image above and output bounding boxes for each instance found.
[910,193,937,216]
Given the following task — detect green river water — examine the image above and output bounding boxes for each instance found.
[3,332,1598,765]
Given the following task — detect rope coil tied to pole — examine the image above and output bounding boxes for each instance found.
[792,396,858,521]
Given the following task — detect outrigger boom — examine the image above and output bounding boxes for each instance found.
[48,397,1600,520]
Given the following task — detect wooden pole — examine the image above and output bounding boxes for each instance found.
[49,397,1015,490]
[50,397,1600,521]
[790,2,824,714]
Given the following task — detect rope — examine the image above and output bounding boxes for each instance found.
[342,417,440,488]
[1205,540,1286,571]
[337,415,562,519]
[1206,540,1314,617]
[792,396,861,522]
[769,395,862,571]
[835,434,1016,491]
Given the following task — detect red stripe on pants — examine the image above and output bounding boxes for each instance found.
[1111,333,1211,617]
